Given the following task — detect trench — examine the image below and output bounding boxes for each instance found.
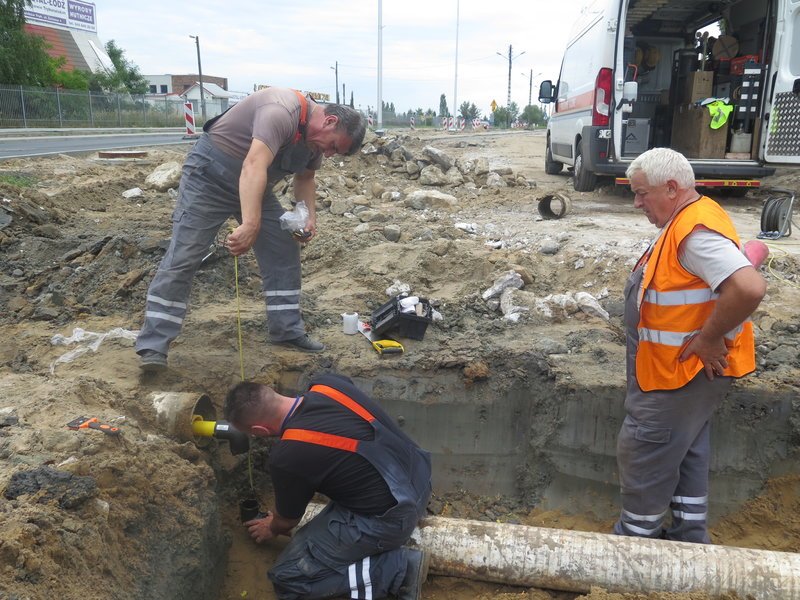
[192,358,797,599]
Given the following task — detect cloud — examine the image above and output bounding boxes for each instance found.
[97,0,583,114]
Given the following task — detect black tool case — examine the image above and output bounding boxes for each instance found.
[371,295,433,340]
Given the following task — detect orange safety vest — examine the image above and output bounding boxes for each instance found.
[636,196,755,392]
[281,384,375,452]
[292,90,308,144]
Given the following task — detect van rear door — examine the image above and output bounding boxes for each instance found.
[763,0,800,164]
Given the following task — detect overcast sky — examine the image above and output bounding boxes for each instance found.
[96,0,584,116]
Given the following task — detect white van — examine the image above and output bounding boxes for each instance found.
[538,0,799,193]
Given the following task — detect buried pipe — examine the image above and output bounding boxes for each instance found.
[300,504,800,598]
[150,391,249,454]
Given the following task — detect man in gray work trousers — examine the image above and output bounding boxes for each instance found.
[135,87,366,371]
[224,373,433,600]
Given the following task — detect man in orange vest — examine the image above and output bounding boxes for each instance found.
[224,373,432,600]
[613,148,766,543]
[136,89,366,371]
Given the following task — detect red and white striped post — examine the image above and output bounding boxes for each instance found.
[410,115,415,130]
[184,102,196,136]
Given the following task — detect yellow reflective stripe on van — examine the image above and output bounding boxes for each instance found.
[643,288,717,306]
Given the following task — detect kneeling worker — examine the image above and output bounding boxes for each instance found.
[224,373,433,600]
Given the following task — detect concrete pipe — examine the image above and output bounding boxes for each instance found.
[151,391,216,448]
[537,193,572,219]
[300,505,800,598]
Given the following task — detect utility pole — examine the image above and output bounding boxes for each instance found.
[496,44,525,124]
[377,0,383,129]
[528,69,533,107]
[189,35,206,120]
[331,61,339,103]
[453,0,459,122]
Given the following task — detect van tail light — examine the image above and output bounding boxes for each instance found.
[593,67,612,126]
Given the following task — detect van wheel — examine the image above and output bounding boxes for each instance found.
[573,141,598,192]
[545,140,563,174]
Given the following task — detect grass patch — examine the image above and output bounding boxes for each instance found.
[0,172,36,188]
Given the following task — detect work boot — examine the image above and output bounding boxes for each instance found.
[397,548,430,600]
[273,334,325,353]
[139,349,167,372]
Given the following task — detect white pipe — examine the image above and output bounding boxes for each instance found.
[301,505,800,598]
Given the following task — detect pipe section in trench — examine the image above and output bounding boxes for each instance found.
[300,504,800,598]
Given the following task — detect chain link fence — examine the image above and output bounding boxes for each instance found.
[0,84,227,129]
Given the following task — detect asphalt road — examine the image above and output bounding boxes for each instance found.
[0,132,194,160]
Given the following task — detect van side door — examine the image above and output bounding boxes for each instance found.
[763,0,800,164]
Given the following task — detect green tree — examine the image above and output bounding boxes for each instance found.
[87,40,148,94]
[458,101,481,120]
[493,106,509,128]
[521,104,546,127]
[0,0,58,85]
[438,93,448,117]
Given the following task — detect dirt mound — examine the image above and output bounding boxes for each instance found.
[1,130,798,600]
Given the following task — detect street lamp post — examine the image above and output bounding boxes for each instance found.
[521,70,543,107]
[330,62,339,104]
[189,35,206,120]
[497,44,525,126]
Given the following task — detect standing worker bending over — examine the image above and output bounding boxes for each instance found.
[136,88,366,371]
[224,373,433,600]
[614,148,766,543]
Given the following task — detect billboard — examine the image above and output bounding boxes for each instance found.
[24,0,97,33]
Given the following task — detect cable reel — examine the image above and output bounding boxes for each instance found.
[758,188,796,240]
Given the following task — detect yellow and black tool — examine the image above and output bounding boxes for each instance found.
[357,321,404,355]
[192,416,250,455]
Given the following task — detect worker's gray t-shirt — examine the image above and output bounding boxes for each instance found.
[207,87,322,171]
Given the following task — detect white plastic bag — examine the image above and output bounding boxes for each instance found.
[279,201,310,237]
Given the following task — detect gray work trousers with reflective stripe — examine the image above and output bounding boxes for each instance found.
[614,371,731,543]
[268,502,415,600]
[614,265,732,543]
[135,134,304,356]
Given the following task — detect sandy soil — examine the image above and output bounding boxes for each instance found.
[1,129,799,600]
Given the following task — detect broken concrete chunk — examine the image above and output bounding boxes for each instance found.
[145,162,182,192]
[455,222,478,234]
[446,167,464,186]
[473,157,490,176]
[383,224,401,242]
[404,189,458,211]
[386,280,411,296]
[122,187,143,199]
[329,197,354,215]
[540,239,560,255]
[575,291,610,321]
[405,161,421,176]
[482,270,524,301]
[486,172,507,187]
[419,165,448,186]
[358,210,389,223]
[422,146,454,172]
[500,287,530,317]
